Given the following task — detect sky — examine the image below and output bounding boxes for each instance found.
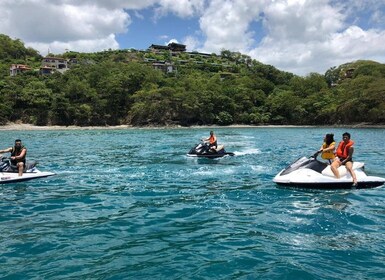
[1,0,385,76]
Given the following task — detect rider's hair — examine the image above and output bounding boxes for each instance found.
[342,132,351,139]
[325,134,334,145]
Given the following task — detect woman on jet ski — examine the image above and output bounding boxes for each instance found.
[331,132,358,187]
[318,133,336,164]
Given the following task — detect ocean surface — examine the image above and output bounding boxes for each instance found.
[1,127,385,279]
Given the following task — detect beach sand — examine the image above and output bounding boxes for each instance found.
[1,122,384,131]
[0,123,134,131]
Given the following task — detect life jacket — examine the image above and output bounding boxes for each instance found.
[209,135,217,147]
[209,135,216,144]
[321,141,336,160]
[11,145,27,162]
[336,140,354,159]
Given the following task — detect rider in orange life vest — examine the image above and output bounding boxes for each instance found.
[330,132,358,186]
[202,131,217,150]
[318,133,336,164]
[0,139,27,176]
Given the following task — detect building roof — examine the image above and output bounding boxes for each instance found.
[149,44,169,50]
[10,64,32,70]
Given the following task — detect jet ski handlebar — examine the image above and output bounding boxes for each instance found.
[311,151,321,159]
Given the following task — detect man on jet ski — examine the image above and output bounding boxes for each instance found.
[0,139,27,176]
[331,132,358,187]
[202,131,218,152]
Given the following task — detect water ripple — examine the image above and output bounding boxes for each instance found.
[1,127,385,279]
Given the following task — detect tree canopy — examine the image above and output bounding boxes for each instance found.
[1,34,385,126]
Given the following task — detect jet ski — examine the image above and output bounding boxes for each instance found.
[273,153,385,189]
[0,157,55,184]
[187,141,235,158]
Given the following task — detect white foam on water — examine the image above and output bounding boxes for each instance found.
[251,165,269,172]
[234,148,261,156]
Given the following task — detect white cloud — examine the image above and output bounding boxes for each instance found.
[183,36,200,52]
[155,0,206,18]
[28,34,120,55]
[0,0,385,75]
[0,0,130,54]
[64,0,158,10]
[199,0,265,53]
[199,0,385,75]
[167,38,179,44]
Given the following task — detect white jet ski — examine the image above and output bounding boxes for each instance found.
[0,157,55,184]
[273,154,385,189]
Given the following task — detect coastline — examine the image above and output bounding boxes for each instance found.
[1,122,385,131]
[0,123,134,131]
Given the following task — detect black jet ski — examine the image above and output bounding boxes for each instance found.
[187,141,235,158]
[0,157,55,184]
[273,153,385,189]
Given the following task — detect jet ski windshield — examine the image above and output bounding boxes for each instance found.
[280,156,328,176]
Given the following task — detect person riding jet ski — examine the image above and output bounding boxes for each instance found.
[187,131,234,158]
[273,132,373,189]
[331,132,358,187]
[317,133,336,164]
[202,130,222,152]
[0,139,27,177]
[315,132,357,186]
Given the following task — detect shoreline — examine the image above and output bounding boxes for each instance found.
[1,122,385,131]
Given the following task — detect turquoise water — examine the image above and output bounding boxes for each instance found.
[1,127,385,279]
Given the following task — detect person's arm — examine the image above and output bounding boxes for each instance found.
[341,147,354,164]
[322,143,335,152]
[0,147,12,154]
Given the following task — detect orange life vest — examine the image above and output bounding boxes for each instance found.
[336,140,354,159]
[209,135,217,145]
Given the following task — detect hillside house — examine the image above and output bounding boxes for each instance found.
[149,44,169,53]
[40,66,55,75]
[41,57,68,73]
[9,64,32,76]
[344,68,355,78]
[148,43,186,53]
[168,43,186,52]
[152,62,175,74]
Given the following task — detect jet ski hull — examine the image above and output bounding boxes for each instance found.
[187,152,235,158]
[275,181,384,189]
[0,157,55,184]
[0,171,55,184]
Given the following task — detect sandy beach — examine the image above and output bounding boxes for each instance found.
[0,123,134,131]
[1,122,384,131]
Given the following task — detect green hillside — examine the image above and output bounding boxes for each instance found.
[1,34,384,126]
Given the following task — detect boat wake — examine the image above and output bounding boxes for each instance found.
[234,148,261,156]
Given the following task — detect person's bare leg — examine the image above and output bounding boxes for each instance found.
[331,159,341,178]
[345,162,357,185]
[17,162,24,176]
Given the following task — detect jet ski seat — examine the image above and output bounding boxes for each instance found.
[322,162,365,177]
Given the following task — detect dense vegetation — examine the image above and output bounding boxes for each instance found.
[1,34,385,126]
